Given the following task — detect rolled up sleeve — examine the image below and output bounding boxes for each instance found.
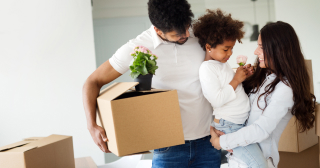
[109,42,135,74]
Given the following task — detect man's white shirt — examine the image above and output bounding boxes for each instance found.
[109,26,213,140]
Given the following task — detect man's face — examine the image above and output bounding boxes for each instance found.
[155,26,190,45]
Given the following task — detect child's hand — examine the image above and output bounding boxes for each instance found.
[229,66,248,90]
[234,66,248,83]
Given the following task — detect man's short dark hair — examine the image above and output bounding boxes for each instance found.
[148,0,194,35]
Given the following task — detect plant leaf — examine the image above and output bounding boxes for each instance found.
[130,71,140,79]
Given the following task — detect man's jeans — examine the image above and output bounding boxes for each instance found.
[213,119,268,168]
[152,135,221,168]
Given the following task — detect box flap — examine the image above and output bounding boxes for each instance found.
[0,141,31,152]
[24,137,44,141]
[5,146,38,153]
[23,134,71,148]
[98,82,139,101]
[128,87,170,93]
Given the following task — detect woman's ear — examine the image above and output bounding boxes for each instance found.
[205,44,212,52]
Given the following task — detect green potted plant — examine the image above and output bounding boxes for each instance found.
[130,46,158,91]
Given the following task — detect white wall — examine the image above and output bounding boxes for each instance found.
[274,0,320,100]
[92,0,275,68]
[0,0,105,165]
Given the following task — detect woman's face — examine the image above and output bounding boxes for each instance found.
[254,35,266,68]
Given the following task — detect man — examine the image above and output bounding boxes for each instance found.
[83,0,221,167]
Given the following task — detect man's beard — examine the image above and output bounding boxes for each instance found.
[159,35,189,45]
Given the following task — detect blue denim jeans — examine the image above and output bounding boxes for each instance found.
[212,119,268,168]
[152,135,221,168]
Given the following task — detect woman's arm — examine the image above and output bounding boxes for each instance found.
[218,82,294,150]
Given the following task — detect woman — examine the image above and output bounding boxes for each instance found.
[210,21,316,168]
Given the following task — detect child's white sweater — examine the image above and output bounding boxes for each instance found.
[199,60,250,124]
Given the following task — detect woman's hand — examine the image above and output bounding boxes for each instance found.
[212,127,225,137]
[244,64,254,78]
[210,126,233,152]
[210,136,221,150]
[210,126,222,150]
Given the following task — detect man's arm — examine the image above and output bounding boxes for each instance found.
[82,60,122,153]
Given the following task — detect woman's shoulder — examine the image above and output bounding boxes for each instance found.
[273,79,294,99]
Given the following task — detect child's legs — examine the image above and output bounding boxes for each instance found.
[232,144,268,168]
[212,119,267,168]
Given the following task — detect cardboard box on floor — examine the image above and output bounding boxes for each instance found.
[0,134,75,168]
[96,82,185,157]
[75,157,97,168]
[278,60,318,153]
[278,144,319,168]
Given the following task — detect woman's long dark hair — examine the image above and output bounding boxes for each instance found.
[243,21,316,132]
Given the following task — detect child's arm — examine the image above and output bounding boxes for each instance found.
[199,64,238,108]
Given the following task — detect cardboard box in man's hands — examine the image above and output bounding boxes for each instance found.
[97,82,185,156]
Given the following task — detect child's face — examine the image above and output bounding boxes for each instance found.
[207,40,236,63]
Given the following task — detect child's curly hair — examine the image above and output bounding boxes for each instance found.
[193,9,244,51]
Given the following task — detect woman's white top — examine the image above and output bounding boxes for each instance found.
[220,73,294,167]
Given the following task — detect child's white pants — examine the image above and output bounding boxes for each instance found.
[226,153,276,168]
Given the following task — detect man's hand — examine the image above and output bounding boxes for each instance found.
[83,60,122,153]
[244,64,254,78]
[88,124,111,153]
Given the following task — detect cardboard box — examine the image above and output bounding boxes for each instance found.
[97,82,185,156]
[278,144,319,168]
[278,115,318,153]
[278,59,318,153]
[305,60,314,94]
[75,157,97,168]
[315,104,320,136]
[0,134,75,168]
